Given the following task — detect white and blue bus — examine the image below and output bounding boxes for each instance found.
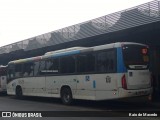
[7,42,152,104]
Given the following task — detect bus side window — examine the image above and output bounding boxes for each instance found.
[34,61,40,76]
[15,64,23,78]
[39,60,46,75]
[46,59,59,74]
[60,56,75,74]
[107,50,116,72]
[77,55,86,73]
[97,52,107,72]
[23,62,34,77]
[97,50,116,73]
[77,53,95,73]
[52,59,59,73]
[8,66,15,80]
[45,60,53,74]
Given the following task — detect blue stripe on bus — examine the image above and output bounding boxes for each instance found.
[50,50,80,58]
[117,47,127,73]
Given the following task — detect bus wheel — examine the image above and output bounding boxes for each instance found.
[61,87,73,105]
[16,86,23,99]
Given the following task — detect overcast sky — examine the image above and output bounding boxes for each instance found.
[0,0,152,47]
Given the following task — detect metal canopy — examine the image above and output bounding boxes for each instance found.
[0,0,160,65]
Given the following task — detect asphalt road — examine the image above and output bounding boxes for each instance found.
[0,94,159,120]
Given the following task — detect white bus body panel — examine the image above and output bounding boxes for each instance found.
[126,70,151,89]
[74,73,118,100]
[7,77,46,96]
[7,74,119,100]
[45,75,77,95]
[7,72,152,100]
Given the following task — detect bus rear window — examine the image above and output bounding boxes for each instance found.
[122,44,149,67]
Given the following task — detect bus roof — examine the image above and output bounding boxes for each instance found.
[8,42,147,65]
[0,65,7,67]
[8,56,42,65]
[45,47,86,55]
[0,65,7,69]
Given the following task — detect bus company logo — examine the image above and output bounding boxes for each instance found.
[106,76,111,83]
[85,76,90,81]
[2,112,11,117]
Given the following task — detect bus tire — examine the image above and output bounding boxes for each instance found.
[16,86,23,99]
[60,87,73,105]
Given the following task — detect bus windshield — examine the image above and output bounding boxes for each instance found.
[122,44,149,68]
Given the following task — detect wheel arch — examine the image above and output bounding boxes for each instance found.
[60,85,73,105]
[16,85,22,90]
[60,85,72,95]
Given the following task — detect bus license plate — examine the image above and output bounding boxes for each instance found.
[136,91,147,95]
